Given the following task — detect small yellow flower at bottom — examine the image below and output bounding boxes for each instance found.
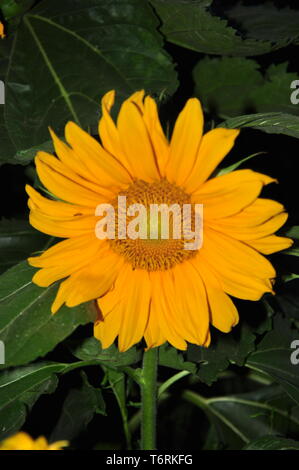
[0,432,68,450]
[0,22,5,39]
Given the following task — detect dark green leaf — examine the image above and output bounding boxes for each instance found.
[0,362,66,439]
[187,324,256,385]
[1,0,36,20]
[50,371,106,442]
[158,343,197,374]
[275,279,299,321]
[1,0,177,163]
[285,226,299,240]
[71,337,141,368]
[194,57,263,117]
[0,219,48,273]
[227,2,299,43]
[221,112,299,139]
[194,58,299,118]
[184,385,299,450]
[251,63,299,115]
[246,316,299,405]
[150,0,288,56]
[244,435,299,450]
[0,261,97,368]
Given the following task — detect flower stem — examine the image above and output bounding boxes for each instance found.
[141,347,158,450]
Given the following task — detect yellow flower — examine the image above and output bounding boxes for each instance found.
[0,432,68,450]
[0,22,5,39]
[27,90,292,352]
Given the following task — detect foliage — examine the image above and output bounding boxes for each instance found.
[0,0,298,451]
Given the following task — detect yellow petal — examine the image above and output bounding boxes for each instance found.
[64,122,132,190]
[208,212,289,240]
[94,305,123,350]
[192,169,276,218]
[191,257,239,333]
[28,234,98,267]
[0,22,5,39]
[128,89,145,111]
[144,312,166,349]
[171,261,210,345]
[166,98,204,185]
[143,96,169,176]
[98,90,124,159]
[184,127,240,193]
[96,264,151,351]
[0,432,34,450]
[29,209,97,238]
[199,227,275,300]
[117,100,160,181]
[26,185,93,219]
[209,198,285,226]
[35,152,109,207]
[246,235,293,254]
[29,237,102,287]
[149,271,187,350]
[51,246,123,313]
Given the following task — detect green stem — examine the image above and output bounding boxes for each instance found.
[158,370,190,398]
[140,348,158,450]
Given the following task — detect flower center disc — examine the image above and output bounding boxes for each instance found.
[109,179,198,271]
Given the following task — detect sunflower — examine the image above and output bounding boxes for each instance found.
[0,432,68,450]
[27,90,292,352]
[0,22,5,39]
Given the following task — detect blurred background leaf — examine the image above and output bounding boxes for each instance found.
[246,316,299,405]
[184,385,299,450]
[244,435,299,450]
[194,58,299,118]
[226,2,299,43]
[150,0,291,56]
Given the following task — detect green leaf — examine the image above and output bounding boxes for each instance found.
[244,435,299,450]
[221,112,299,139]
[184,385,299,450]
[194,58,299,118]
[0,361,66,439]
[50,371,106,442]
[246,316,299,405]
[71,337,141,368]
[216,152,265,177]
[13,140,55,165]
[150,0,288,56]
[0,37,16,164]
[227,2,299,43]
[158,343,197,374]
[0,261,97,368]
[1,0,36,20]
[193,57,263,117]
[285,226,299,240]
[274,279,299,321]
[251,63,299,115]
[0,219,48,273]
[187,324,256,385]
[283,248,299,257]
[1,0,177,163]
